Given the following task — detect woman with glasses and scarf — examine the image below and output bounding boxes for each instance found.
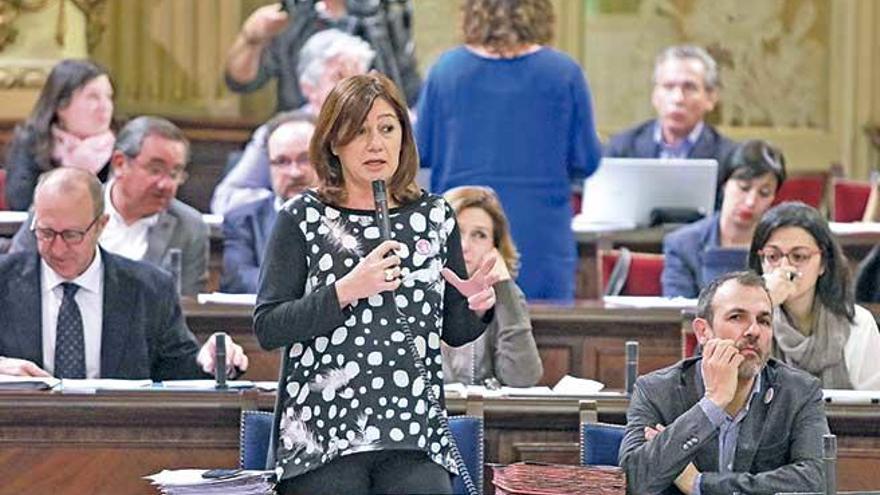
[748,201,880,390]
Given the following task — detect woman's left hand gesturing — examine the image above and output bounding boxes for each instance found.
[441,255,500,313]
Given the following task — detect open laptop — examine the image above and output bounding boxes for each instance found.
[573,158,718,230]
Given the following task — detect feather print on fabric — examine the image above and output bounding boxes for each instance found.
[319,217,362,256]
[348,413,382,453]
[279,407,323,456]
[309,362,360,401]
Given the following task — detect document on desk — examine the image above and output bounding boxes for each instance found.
[146,469,275,494]
[0,375,60,390]
[603,295,697,308]
[823,389,880,405]
[60,379,152,392]
[158,380,255,390]
[197,292,257,306]
[829,222,880,235]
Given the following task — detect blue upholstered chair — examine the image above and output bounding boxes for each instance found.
[238,410,484,495]
[579,399,625,467]
[448,415,484,495]
[240,410,273,470]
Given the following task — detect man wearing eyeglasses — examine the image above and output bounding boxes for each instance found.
[604,45,736,205]
[11,116,209,296]
[0,167,248,379]
[220,111,317,293]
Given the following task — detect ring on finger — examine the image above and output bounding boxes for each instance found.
[384,268,395,282]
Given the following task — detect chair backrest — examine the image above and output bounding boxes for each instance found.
[580,422,626,466]
[240,410,273,470]
[578,399,625,467]
[240,410,484,494]
[600,249,664,296]
[832,178,872,222]
[773,172,827,208]
[449,415,484,495]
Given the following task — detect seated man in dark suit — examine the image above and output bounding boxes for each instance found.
[11,116,209,296]
[0,168,248,379]
[620,271,828,495]
[220,111,317,293]
[605,45,736,201]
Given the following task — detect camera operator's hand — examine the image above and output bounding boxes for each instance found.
[241,3,290,45]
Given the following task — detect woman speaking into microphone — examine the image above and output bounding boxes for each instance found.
[254,72,497,495]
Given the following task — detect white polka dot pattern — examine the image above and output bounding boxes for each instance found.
[275,192,464,481]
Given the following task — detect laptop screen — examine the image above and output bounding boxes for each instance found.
[574,158,718,229]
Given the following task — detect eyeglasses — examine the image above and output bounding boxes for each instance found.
[656,80,705,97]
[31,214,101,245]
[269,152,311,169]
[135,159,189,185]
[758,247,821,267]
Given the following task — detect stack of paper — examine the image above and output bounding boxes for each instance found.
[146,469,275,494]
[603,295,697,308]
[197,292,257,306]
[0,375,60,390]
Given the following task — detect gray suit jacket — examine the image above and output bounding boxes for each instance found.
[11,198,209,296]
[0,249,205,380]
[619,357,828,495]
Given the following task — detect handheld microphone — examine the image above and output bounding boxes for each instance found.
[372,179,392,241]
[625,341,639,396]
[215,333,227,389]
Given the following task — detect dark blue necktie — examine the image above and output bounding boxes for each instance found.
[54,282,85,379]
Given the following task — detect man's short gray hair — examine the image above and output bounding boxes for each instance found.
[115,116,190,162]
[654,44,720,91]
[296,29,376,88]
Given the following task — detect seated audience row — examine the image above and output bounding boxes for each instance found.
[10,116,209,296]
[662,139,786,298]
[0,168,246,380]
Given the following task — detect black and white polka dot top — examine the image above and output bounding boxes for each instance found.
[254,190,488,482]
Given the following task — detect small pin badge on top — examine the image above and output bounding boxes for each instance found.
[415,239,432,255]
[764,387,774,404]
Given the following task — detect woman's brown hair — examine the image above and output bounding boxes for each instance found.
[444,185,521,278]
[310,72,420,206]
[462,0,554,56]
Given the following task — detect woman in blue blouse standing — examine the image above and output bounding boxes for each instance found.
[416,0,602,301]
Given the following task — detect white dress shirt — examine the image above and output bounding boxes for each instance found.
[40,250,104,378]
[99,179,158,260]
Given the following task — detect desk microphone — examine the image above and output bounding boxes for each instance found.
[625,341,639,396]
[372,179,391,241]
[215,333,227,389]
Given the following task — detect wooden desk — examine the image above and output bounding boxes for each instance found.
[2,391,878,494]
[183,300,688,389]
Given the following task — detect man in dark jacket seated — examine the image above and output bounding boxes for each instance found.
[0,168,248,380]
[620,271,828,495]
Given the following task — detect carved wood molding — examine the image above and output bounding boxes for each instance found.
[0,64,50,89]
[0,0,106,54]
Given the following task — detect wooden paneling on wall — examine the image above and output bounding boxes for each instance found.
[92,0,260,119]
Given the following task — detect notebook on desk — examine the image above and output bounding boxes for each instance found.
[573,158,718,230]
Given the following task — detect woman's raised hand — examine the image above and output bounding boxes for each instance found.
[763,266,800,306]
[336,240,402,307]
[442,255,500,313]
